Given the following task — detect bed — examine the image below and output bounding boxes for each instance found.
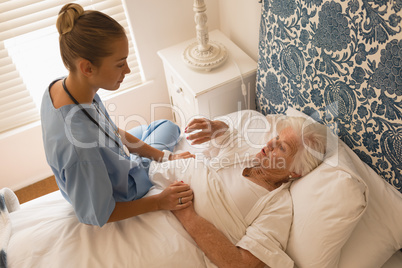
[3,108,402,267]
[3,0,402,267]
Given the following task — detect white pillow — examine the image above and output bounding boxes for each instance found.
[337,146,402,267]
[286,107,402,267]
[286,139,368,267]
[285,108,368,267]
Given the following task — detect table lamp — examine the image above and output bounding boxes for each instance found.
[182,0,228,72]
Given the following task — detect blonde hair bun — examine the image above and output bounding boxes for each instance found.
[56,3,84,35]
[57,3,125,71]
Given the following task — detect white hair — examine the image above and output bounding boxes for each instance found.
[276,116,328,177]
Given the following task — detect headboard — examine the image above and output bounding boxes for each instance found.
[255,0,402,193]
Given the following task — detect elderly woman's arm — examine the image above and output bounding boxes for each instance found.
[173,205,266,268]
[185,118,229,145]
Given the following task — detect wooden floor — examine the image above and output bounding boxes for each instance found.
[14,176,59,204]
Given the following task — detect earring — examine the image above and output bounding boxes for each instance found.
[289,175,292,179]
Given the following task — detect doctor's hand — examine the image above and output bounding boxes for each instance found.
[157,181,193,211]
[185,118,229,145]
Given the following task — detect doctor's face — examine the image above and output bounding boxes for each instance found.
[92,36,131,90]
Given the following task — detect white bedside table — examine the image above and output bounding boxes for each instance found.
[158,30,257,127]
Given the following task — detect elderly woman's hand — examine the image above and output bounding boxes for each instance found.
[172,199,196,222]
[169,151,195,160]
[185,118,229,145]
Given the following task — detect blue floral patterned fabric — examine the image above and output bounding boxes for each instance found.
[256,0,402,193]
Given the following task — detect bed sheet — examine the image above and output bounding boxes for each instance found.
[8,189,206,268]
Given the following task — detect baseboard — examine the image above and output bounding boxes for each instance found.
[14,176,59,204]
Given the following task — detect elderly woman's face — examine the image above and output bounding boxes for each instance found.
[255,127,300,172]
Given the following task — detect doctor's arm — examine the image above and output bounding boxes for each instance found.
[108,181,193,223]
[172,205,265,268]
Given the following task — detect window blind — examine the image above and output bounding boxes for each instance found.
[0,0,143,133]
[0,41,39,132]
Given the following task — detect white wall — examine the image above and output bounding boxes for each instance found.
[0,123,51,191]
[218,0,261,62]
[109,0,219,128]
[0,0,261,191]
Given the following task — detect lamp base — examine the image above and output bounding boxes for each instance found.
[183,40,228,72]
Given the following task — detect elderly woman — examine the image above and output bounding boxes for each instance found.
[149,111,328,268]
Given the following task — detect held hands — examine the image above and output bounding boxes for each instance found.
[185,118,229,145]
[157,181,193,211]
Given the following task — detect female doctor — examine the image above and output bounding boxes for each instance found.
[41,3,193,227]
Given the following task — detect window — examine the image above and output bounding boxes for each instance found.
[0,0,144,133]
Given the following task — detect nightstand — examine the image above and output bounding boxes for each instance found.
[158,30,257,127]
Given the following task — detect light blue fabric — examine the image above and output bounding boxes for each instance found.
[41,79,181,226]
[127,120,181,171]
[128,120,181,152]
[256,0,402,193]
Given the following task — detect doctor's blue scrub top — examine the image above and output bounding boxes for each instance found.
[41,78,180,227]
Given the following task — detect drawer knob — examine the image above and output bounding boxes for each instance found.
[176,87,183,94]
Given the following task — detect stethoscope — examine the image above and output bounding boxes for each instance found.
[62,78,129,157]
